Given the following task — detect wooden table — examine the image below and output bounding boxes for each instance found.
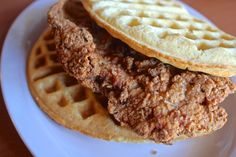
[0,0,235,156]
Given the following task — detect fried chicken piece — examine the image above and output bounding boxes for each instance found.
[48,0,236,143]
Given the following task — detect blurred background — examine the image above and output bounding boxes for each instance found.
[184,0,236,36]
[0,0,235,157]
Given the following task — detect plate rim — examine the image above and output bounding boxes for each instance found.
[0,1,65,156]
[1,1,37,155]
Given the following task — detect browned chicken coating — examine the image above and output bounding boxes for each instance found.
[48,0,236,143]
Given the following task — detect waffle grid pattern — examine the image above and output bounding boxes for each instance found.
[89,0,236,51]
[27,28,146,142]
[82,0,236,77]
[29,29,100,120]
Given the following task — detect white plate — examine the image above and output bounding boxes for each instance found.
[1,1,236,157]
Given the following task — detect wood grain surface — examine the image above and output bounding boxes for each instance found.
[0,0,235,156]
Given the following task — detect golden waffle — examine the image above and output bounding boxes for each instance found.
[82,0,236,77]
[27,28,148,142]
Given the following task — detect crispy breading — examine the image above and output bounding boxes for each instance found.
[48,0,236,143]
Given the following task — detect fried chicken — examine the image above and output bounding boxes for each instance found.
[48,0,236,143]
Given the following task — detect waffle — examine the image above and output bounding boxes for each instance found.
[27,28,148,142]
[81,0,236,77]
